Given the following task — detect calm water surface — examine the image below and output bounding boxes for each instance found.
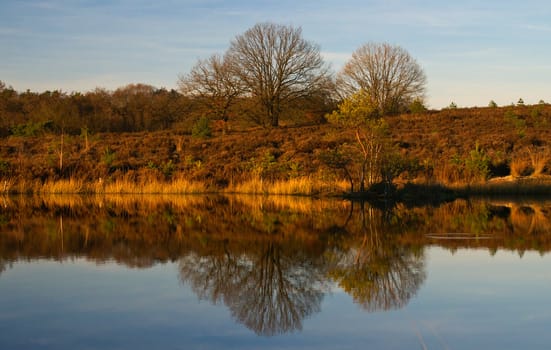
[0,195,550,349]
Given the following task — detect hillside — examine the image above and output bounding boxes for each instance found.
[0,104,550,193]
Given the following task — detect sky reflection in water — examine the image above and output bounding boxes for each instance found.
[0,196,550,349]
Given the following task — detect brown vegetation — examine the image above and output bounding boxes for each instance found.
[1,86,550,194]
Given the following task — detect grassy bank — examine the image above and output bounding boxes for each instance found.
[3,175,550,200]
[1,175,349,195]
[2,177,208,195]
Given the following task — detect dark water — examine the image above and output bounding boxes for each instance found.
[0,195,550,349]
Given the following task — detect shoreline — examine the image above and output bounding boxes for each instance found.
[2,176,550,199]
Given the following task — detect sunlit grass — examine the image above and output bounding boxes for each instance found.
[42,178,85,194]
[5,176,208,194]
[224,175,348,195]
[100,177,207,194]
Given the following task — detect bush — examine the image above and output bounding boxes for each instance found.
[10,120,53,136]
[161,160,176,179]
[192,116,212,138]
[465,143,490,182]
[102,147,116,167]
[408,99,427,114]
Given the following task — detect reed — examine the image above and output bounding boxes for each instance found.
[41,178,85,194]
[510,156,528,178]
[102,177,207,194]
[224,175,348,195]
[5,176,208,194]
[528,146,550,176]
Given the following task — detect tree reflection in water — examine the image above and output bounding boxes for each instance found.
[179,239,327,336]
[327,204,426,311]
[1,195,550,335]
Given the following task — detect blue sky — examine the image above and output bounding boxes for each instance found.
[1,0,550,108]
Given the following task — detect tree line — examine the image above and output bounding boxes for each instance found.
[0,22,426,137]
[0,82,190,137]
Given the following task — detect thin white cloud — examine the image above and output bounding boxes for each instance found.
[522,24,551,32]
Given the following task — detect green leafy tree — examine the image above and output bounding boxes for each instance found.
[328,90,400,192]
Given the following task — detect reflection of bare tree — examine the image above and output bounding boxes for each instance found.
[328,206,426,312]
[179,241,326,336]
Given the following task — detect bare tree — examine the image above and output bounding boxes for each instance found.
[226,22,330,127]
[337,43,426,115]
[178,54,244,122]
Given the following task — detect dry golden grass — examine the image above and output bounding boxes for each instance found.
[510,156,529,178]
[6,176,208,194]
[42,178,85,194]
[100,177,207,194]
[224,175,348,196]
[528,146,550,176]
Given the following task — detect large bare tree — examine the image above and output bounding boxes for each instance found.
[178,54,244,122]
[337,43,426,116]
[226,22,330,127]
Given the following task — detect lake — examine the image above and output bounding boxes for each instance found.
[0,195,550,349]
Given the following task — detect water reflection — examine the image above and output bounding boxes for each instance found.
[327,205,426,311]
[179,240,326,336]
[0,194,550,336]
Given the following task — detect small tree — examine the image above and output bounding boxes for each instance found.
[191,116,212,138]
[488,100,498,108]
[408,98,427,114]
[328,90,398,192]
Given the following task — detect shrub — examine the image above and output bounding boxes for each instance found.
[161,160,176,179]
[408,99,427,114]
[465,143,490,182]
[102,147,116,167]
[10,120,53,137]
[192,116,212,138]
